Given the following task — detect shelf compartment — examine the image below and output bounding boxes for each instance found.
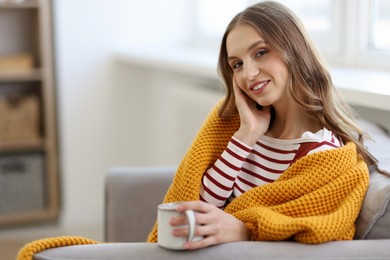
[0,68,42,82]
[0,152,47,221]
[0,8,40,66]
[0,86,42,146]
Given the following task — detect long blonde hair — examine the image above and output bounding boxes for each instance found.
[217,1,377,166]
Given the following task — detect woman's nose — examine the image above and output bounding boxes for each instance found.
[243,61,260,80]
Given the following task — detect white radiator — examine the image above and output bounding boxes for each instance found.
[150,78,224,164]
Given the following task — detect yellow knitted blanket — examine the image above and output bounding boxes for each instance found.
[147,101,369,244]
[17,236,98,260]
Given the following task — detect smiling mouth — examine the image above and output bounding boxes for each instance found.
[251,81,269,91]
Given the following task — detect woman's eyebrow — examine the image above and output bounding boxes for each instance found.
[228,40,267,61]
[248,40,266,52]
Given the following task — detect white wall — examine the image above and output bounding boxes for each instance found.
[53,0,191,240]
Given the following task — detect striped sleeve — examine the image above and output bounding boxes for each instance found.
[200,137,252,208]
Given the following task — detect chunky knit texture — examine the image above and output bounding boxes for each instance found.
[17,236,98,260]
[147,101,369,244]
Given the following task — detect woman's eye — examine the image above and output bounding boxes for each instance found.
[232,61,243,69]
[255,50,267,57]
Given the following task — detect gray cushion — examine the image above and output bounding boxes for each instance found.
[355,169,390,239]
[354,119,390,239]
[359,120,390,175]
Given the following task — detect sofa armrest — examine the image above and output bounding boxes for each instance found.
[34,240,390,260]
[104,166,176,242]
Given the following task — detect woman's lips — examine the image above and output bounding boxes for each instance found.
[250,80,270,94]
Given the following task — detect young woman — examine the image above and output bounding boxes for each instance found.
[147,1,375,250]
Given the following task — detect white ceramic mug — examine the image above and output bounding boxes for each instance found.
[157,202,203,250]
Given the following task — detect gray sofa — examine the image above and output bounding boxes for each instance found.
[34,117,390,259]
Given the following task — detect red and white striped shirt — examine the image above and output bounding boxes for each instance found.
[200,128,343,208]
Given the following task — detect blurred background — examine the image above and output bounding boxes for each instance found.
[0,0,389,258]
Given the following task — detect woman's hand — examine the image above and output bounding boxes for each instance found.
[170,201,251,250]
[233,79,271,146]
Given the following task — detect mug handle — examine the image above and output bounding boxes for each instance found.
[184,209,196,242]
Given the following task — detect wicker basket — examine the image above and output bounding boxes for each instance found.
[0,94,40,143]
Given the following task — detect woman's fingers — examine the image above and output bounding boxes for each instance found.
[169,215,188,226]
[184,236,218,250]
[232,79,240,95]
[176,200,215,214]
[170,201,250,250]
[173,224,217,250]
[232,79,249,105]
[172,222,214,238]
[170,201,215,227]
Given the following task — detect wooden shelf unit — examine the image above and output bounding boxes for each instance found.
[0,0,59,226]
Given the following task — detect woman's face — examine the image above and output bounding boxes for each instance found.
[226,23,289,107]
